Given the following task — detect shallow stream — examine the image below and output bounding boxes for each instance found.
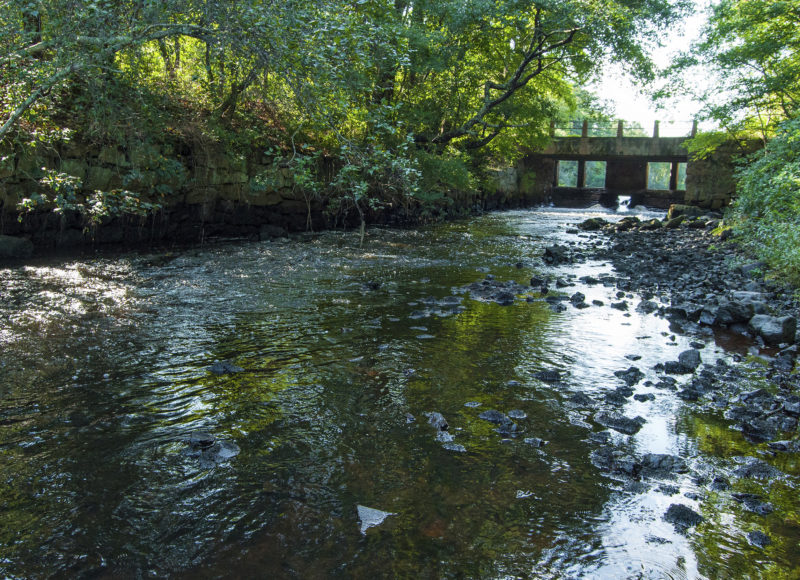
[1,207,798,578]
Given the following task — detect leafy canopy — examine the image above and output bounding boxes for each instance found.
[1,0,686,222]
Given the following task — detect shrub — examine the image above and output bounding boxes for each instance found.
[730,117,800,285]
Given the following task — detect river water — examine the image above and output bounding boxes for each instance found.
[1,206,798,579]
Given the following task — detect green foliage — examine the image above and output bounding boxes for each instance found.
[668,0,800,140]
[1,0,686,225]
[85,189,160,224]
[683,131,730,160]
[730,117,800,285]
[416,148,476,198]
[17,169,83,216]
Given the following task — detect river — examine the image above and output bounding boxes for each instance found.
[1,206,797,578]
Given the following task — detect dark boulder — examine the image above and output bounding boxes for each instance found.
[534,370,562,383]
[594,411,646,435]
[188,431,216,449]
[663,350,701,375]
[543,245,571,265]
[578,217,608,231]
[667,204,705,220]
[678,349,702,371]
[615,367,645,386]
[570,291,586,305]
[641,453,688,475]
[733,458,782,480]
[732,493,774,516]
[747,530,772,548]
[749,314,797,345]
[664,504,704,529]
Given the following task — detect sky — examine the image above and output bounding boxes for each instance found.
[588,6,710,137]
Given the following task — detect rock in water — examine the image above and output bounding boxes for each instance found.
[534,370,562,383]
[614,367,645,386]
[425,412,448,431]
[208,360,244,375]
[357,505,396,534]
[594,411,646,435]
[664,504,704,530]
[678,349,702,371]
[747,530,771,548]
[188,431,216,449]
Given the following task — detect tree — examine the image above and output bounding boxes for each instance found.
[666,0,800,139]
[1,0,688,228]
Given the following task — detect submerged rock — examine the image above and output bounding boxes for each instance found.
[188,431,216,449]
[640,453,688,476]
[208,360,244,375]
[187,435,240,466]
[732,493,774,516]
[732,458,782,480]
[746,530,772,548]
[664,504,704,530]
[478,410,517,436]
[442,442,467,452]
[534,370,562,383]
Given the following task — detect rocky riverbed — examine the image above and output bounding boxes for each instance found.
[545,209,800,541]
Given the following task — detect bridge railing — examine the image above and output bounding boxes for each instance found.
[551,120,698,138]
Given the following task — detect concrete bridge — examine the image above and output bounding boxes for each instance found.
[509,120,735,209]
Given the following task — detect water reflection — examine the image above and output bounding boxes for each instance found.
[0,207,797,578]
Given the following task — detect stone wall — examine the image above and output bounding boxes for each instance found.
[683,142,759,210]
[0,137,536,253]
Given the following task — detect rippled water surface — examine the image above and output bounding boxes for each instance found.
[1,207,798,578]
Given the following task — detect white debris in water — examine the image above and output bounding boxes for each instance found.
[357,505,396,534]
[516,490,537,499]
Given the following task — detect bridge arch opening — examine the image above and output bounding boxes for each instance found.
[647,161,687,191]
[557,160,607,188]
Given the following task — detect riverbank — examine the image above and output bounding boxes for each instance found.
[540,210,800,546]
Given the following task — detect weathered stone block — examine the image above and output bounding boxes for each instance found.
[247,191,282,206]
[58,159,88,181]
[218,183,244,200]
[86,166,116,191]
[98,147,129,167]
[0,234,34,259]
[184,186,218,205]
[228,171,248,184]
